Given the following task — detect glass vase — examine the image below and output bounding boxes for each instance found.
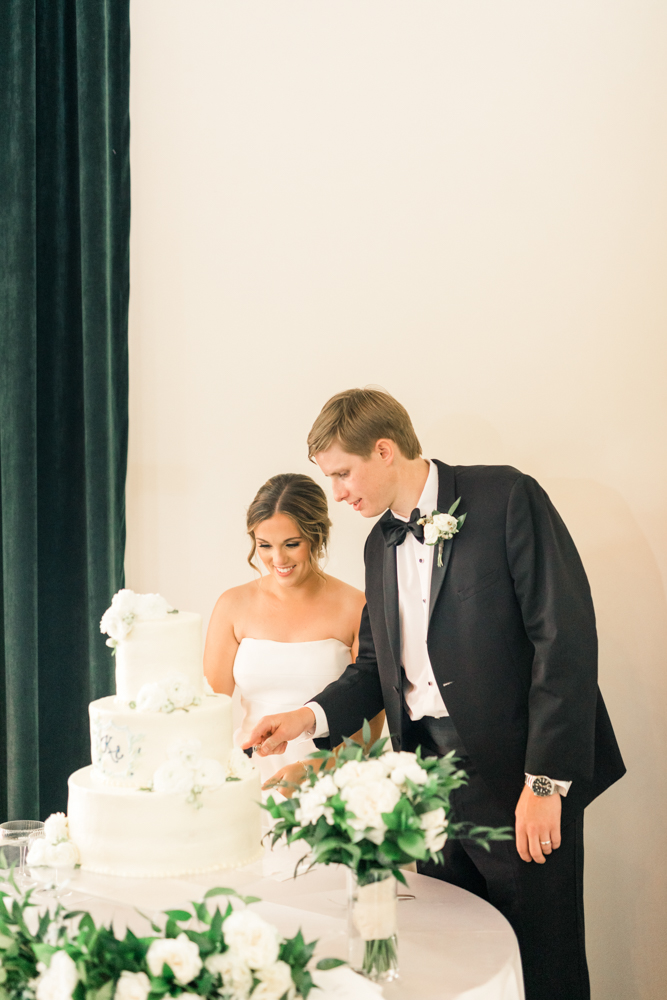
[347,869,399,982]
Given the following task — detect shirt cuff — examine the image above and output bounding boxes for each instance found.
[525,773,572,797]
[304,701,329,739]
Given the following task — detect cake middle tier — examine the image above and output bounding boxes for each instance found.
[90,693,233,788]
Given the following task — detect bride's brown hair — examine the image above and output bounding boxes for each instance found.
[246,473,332,578]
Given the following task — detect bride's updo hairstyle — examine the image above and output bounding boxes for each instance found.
[246,473,332,578]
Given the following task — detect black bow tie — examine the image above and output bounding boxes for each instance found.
[381,508,425,548]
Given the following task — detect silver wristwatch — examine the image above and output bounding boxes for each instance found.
[525,774,557,797]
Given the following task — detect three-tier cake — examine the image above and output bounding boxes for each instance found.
[67,590,262,877]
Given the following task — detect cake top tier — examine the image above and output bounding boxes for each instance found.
[101,590,203,703]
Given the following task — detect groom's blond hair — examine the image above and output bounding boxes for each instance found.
[308,388,422,461]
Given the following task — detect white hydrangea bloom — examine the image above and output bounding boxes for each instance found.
[341,778,401,844]
[333,759,388,789]
[43,813,69,845]
[222,910,280,970]
[35,950,78,1000]
[114,971,151,1000]
[252,960,295,1000]
[146,933,202,985]
[380,751,418,772]
[294,781,334,827]
[49,841,79,868]
[193,758,227,788]
[100,589,171,644]
[389,762,428,790]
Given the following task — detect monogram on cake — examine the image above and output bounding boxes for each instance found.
[67,590,263,877]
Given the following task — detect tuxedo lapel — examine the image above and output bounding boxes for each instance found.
[428,461,458,626]
[382,533,401,676]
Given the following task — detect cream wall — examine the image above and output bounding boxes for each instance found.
[127,3,667,998]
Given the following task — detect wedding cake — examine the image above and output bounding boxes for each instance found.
[67,590,262,877]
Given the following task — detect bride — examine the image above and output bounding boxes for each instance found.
[204,472,384,792]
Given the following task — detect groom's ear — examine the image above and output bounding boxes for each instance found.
[374,439,396,466]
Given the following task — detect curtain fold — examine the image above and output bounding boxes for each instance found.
[0,0,130,820]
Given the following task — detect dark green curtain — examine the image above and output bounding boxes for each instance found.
[0,1,130,820]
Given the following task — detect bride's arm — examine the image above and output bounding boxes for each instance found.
[203,591,240,696]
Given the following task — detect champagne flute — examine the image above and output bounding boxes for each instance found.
[0,820,45,890]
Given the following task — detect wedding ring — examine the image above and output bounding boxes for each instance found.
[540,840,551,846]
[252,744,262,752]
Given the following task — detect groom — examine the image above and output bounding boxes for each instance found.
[244,388,625,1000]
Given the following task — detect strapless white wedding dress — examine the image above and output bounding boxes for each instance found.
[233,637,352,786]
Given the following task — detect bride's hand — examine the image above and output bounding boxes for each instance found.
[242,707,315,756]
[262,762,308,798]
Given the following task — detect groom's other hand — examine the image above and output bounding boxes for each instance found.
[242,707,316,756]
[515,785,562,864]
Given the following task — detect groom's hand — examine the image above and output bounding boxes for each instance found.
[242,707,315,756]
[515,785,562,863]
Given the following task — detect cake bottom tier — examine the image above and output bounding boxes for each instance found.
[68,766,263,877]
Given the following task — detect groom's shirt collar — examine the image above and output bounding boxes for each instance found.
[390,459,439,522]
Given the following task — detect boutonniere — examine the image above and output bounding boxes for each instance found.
[418,498,467,567]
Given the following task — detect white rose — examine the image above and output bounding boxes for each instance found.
[153,761,194,795]
[164,674,197,709]
[194,758,226,788]
[252,960,295,1000]
[333,759,387,789]
[100,590,139,642]
[341,778,401,844]
[222,910,280,970]
[43,813,69,845]
[294,783,334,827]
[379,751,417,773]
[114,971,151,1000]
[432,513,458,537]
[423,522,441,546]
[420,807,448,852]
[26,838,49,866]
[135,682,169,713]
[146,933,202,985]
[424,828,448,852]
[226,747,255,780]
[313,773,338,798]
[35,950,78,1000]
[390,762,428,789]
[206,949,253,998]
[169,739,203,765]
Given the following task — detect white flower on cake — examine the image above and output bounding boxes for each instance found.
[202,676,215,695]
[193,758,227,787]
[206,950,253,997]
[253,960,295,1000]
[221,910,280,970]
[146,933,202,984]
[153,740,231,805]
[100,589,173,648]
[169,738,203,765]
[225,747,257,780]
[133,673,201,714]
[26,813,80,869]
[152,761,195,795]
[35,950,78,1000]
[114,971,151,1000]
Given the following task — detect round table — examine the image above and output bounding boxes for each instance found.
[46,844,524,1000]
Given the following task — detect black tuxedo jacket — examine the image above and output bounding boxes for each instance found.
[313,460,625,822]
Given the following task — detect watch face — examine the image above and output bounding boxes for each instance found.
[532,776,554,797]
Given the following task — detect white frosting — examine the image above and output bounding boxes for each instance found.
[67,765,262,877]
[114,611,203,702]
[89,693,233,788]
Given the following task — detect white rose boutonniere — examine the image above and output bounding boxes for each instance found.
[418,498,467,567]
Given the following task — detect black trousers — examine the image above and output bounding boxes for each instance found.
[404,715,589,1000]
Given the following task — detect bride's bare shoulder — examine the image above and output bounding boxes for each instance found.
[323,575,365,608]
[210,580,262,619]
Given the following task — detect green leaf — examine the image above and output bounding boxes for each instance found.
[361,719,371,746]
[397,831,428,859]
[93,980,114,1000]
[316,958,347,970]
[203,887,237,900]
[457,512,467,528]
[448,497,461,516]
[162,910,191,923]
[368,737,389,758]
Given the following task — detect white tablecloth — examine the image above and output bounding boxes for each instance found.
[42,844,524,1000]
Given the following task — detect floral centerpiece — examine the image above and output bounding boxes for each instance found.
[0,867,343,1000]
[264,722,510,982]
